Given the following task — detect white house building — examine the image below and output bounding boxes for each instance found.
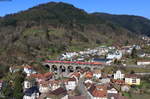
[107,50,122,60]
[65,77,77,91]
[114,70,125,80]
[137,60,150,65]
[24,80,33,91]
[125,74,140,85]
[39,83,50,93]
[23,86,39,99]
[121,85,130,92]
[49,81,61,91]
[107,88,118,94]
[93,70,102,79]
[23,66,37,75]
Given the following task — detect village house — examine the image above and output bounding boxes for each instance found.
[9,65,37,75]
[112,79,125,85]
[133,45,141,50]
[88,84,107,99]
[23,65,37,75]
[121,85,130,92]
[107,50,122,60]
[84,79,93,89]
[0,80,3,91]
[137,51,146,58]
[24,80,34,91]
[100,74,111,84]
[137,60,150,65]
[96,48,109,56]
[39,81,50,93]
[60,52,78,60]
[107,93,128,99]
[93,69,102,79]
[23,86,40,99]
[107,87,118,94]
[65,77,77,91]
[29,72,53,83]
[92,58,112,65]
[125,74,140,85]
[85,72,93,79]
[113,70,125,80]
[145,53,150,57]
[70,72,81,82]
[49,80,61,91]
[46,87,68,99]
[120,46,133,55]
[9,66,20,73]
[84,79,93,84]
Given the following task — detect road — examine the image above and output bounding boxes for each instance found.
[135,73,150,75]
[77,76,91,99]
[110,64,150,69]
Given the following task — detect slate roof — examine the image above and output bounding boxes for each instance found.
[51,87,67,95]
[24,86,39,96]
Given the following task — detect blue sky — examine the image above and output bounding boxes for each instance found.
[0,0,150,19]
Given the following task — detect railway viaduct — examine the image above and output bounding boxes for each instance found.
[43,60,105,73]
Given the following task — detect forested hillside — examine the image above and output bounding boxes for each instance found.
[0,2,149,77]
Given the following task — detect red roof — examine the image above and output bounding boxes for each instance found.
[49,87,67,96]
[85,72,93,79]
[45,60,104,65]
[112,79,125,85]
[125,74,139,78]
[137,60,150,62]
[23,65,32,69]
[71,72,81,78]
[0,80,3,83]
[89,84,107,97]
[30,72,53,79]
[68,77,76,81]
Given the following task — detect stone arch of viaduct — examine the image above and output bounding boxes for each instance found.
[43,63,104,73]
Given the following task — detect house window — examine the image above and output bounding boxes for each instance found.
[132,78,136,83]
[27,83,30,88]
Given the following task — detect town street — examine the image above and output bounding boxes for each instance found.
[77,76,91,99]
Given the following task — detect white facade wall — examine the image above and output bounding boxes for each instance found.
[93,74,101,79]
[137,62,150,65]
[24,68,32,74]
[24,81,32,89]
[114,70,124,80]
[107,88,118,94]
[125,78,140,85]
[39,85,49,93]
[107,51,122,60]
[101,78,110,84]
[84,79,93,84]
[23,93,39,99]
[65,81,76,91]
[0,82,3,90]
[49,84,60,91]
[121,85,130,92]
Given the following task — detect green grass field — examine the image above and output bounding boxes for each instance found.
[129,94,150,99]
